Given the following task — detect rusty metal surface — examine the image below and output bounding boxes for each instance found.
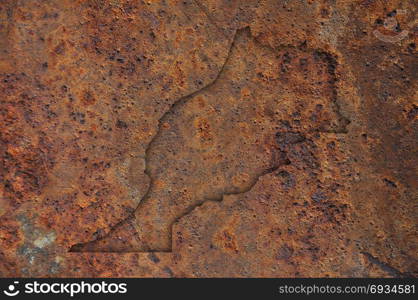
[0,0,417,277]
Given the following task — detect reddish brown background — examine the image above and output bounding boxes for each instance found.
[0,0,417,277]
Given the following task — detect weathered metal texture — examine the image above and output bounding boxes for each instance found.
[0,0,416,277]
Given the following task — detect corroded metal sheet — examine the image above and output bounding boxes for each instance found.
[0,0,417,277]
